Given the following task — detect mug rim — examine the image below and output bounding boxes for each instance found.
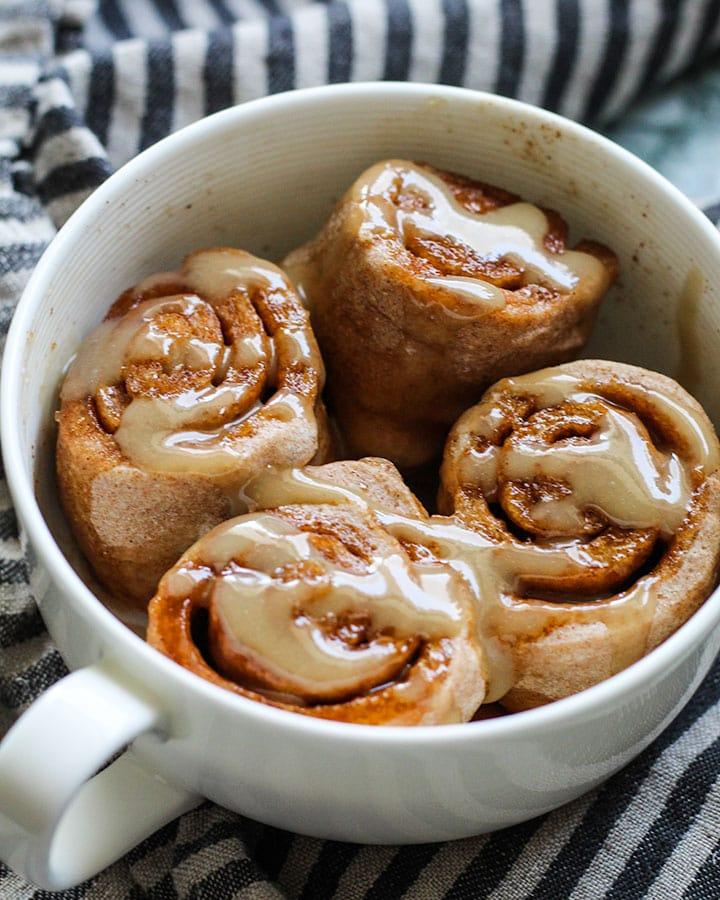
[4,81,720,745]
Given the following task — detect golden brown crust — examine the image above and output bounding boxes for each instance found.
[439,360,720,710]
[57,248,331,606]
[284,160,618,468]
[147,465,486,726]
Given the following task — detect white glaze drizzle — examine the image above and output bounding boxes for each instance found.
[454,367,719,539]
[353,160,606,307]
[167,511,466,701]
[61,249,320,484]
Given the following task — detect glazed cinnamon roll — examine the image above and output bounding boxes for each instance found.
[284,160,618,468]
[437,360,720,710]
[148,460,486,725]
[57,248,330,604]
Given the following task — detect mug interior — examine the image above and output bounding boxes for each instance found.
[11,82,720,687]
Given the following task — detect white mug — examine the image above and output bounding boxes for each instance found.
[2,83,720,890]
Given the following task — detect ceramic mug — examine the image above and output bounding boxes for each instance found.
[1,83,720,891]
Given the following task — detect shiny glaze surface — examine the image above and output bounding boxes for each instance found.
[243,466,672,701]
[456,367,718,538]
[163,511,465,704]
[289,160,607,310]
[62,248,322,489]
[358,161,605,304]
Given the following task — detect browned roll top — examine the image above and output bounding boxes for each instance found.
[56,248,330,604]
[438,360,720,710]
[285,159,618,468]
[148,459,487,725]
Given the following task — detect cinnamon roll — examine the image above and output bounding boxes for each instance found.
[147,460,486,725]
[57,248,330,605]
[437,360,720,710]
[284,160,618,468]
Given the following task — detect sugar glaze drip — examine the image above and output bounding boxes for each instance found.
[240,451,700,703]
[62,249,321,486]
[353,160,606,307]
[454,367,719,540]
[164,510,467,704]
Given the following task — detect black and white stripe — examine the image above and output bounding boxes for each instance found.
[2,0,720,897]
[33,0,720,182]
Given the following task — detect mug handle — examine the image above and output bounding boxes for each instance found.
[0,659,201,890]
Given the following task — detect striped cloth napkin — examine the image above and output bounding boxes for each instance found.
[2,1,720,897]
